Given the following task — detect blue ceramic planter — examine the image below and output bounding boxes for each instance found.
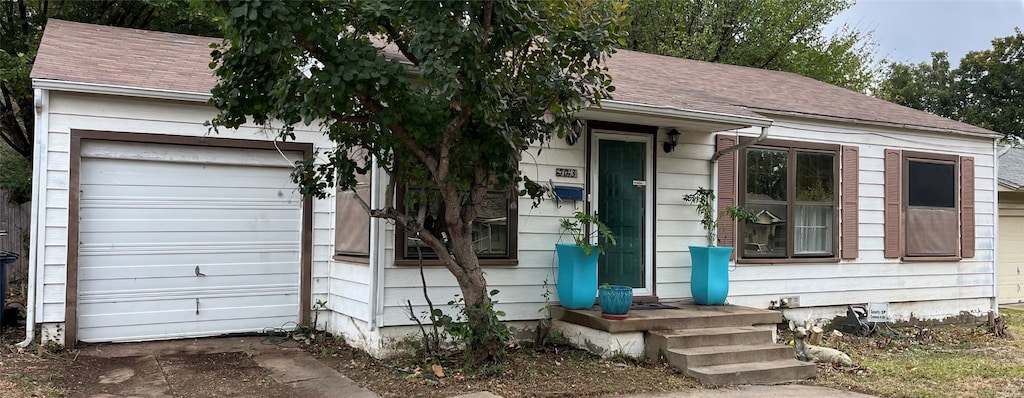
[556,243,599,309]
[689,246,733,305]
[598,285,633,316]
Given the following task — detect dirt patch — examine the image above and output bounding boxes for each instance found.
[158,352,298,398]
[308,337,706,398]
[58,351,300,398]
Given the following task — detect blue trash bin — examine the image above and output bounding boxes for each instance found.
[0,251,18,328]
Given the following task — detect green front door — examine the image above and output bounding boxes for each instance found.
[597,139,646,288]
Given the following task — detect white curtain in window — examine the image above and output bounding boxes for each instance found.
[794,204,833,254]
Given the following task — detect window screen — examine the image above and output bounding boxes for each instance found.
[908,160,955,208]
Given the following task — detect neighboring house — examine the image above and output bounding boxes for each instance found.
[26,20,1000,354]
[998,147,1024,304]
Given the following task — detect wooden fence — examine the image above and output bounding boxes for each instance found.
[0,190,31,286]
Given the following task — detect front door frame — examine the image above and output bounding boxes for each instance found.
[589,129,656,297]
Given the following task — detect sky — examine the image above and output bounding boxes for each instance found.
[825,0,1024,66]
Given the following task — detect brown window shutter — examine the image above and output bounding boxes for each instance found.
[884,149,902,258]
[841,146,859,260]
[716,135,738,256]
[961,156,976,258]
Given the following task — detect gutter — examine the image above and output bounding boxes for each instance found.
[711,124,772,163]
[32,79,210,103]
[598,100,773,128]
[750,108,1001,139]
[19,89,48,348]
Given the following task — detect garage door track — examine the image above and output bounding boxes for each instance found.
[65,337,378,398]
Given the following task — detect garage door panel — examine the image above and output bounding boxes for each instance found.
[82,207,301,223]
[80,158,296,188]
[78,273,299,293]
[79,231,301,245]
[78,307,300,343]
[77,141,305,342]
[998,215,1024,304]
[81,185,299,203]
[78,260,299,278]
[78,303,299,330]
[79,218,300,234]
[78,250,298,267]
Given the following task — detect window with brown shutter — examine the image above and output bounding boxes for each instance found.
[884,150,974,260]
[717,135,738,253]
[841,146,860,259]
[735,138,841,261]
[334,150,372,262]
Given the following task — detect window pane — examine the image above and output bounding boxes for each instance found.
[906,207,957,256]
[746,149,787,201]
[741,203,788,258]
[472,191,509,256]
[794,204,834,255]
[796,152,834,202]
[908,161,955,208]
[404,189,510,258]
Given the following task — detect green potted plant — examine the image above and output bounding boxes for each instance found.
[556,211,616,309]
[682,187,757,305]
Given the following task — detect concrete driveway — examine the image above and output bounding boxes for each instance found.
[65,337,378,398]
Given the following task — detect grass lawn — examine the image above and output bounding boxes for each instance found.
[810,308,1024,398]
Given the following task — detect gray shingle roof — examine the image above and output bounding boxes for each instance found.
[32,19,998,138]
[999,146,1024,190]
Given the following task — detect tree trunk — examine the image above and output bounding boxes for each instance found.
[444,199,505,366]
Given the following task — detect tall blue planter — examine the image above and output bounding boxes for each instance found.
[689,246,733,305]
[556,243,599,310]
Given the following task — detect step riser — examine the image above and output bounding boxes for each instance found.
[645,329,773,361]
[687,363,818,385]
[667,346,795,368]
[672,330,773,349]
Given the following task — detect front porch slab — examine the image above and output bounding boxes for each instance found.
[551,301,783,334]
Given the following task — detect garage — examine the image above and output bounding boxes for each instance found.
[999,200,1024,304]
[71,136,310,342]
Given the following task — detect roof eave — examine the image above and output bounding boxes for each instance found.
[33,79,211,103]
[597,100,773,128]
[749,108,1001,139]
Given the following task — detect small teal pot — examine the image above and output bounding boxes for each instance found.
[689,246,733,305]
[556,243,599,310]
[598,284,633,319]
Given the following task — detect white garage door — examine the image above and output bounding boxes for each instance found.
[76,140,305,342]
[999,214,1024,304]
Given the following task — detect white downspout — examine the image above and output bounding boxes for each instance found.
[708,125,771,245]
[992,140,1000,316]
[19,89,48,347]
[368,157,383,331]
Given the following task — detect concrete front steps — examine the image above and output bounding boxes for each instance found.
[552,303,816,385]
[647,326,817,385]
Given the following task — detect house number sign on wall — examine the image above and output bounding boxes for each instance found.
[555,168,578,178]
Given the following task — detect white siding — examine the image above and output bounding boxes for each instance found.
[35,92,371,338]
[375,115,997,328]
[684,118,997,318]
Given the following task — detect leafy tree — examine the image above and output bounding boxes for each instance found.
[623,0,877,92]
[876,29,1023,140]
[958,29,1023,139]
[875,52,960,119]
[0,0,221,160]
[202,0,626,366]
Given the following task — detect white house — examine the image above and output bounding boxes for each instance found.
[23,20,1000,354]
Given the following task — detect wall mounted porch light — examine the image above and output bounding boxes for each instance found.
[663,128,681,153]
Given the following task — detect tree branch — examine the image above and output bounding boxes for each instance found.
[292,32,440,173]
[378,18,420,66]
